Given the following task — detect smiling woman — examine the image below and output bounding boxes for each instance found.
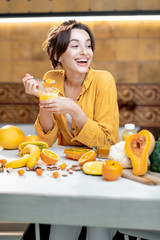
[22,20,119,240]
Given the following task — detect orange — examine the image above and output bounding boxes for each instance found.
[102,160,123,181]
[40,149,59,165]
[24,135,39,142]
[78,150,96,166]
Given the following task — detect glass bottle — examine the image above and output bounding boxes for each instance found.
[122,124,136,141]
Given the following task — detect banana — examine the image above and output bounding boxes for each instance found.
[5,154,30,169]
[20,144,40,168]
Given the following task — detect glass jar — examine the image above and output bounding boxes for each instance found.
[93,139,111,159]
[122,124,136,141]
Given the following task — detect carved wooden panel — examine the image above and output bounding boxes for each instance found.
[0,82,160,127]
[0,83,39,123]
[117,83,160,127]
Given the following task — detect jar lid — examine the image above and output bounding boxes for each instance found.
[125,124,135,129]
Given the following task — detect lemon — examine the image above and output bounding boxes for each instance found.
[0,125,25,149]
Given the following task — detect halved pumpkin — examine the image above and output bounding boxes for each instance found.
[64,148,91,160]
[125,130,155,176]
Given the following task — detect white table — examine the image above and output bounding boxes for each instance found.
[0,145,160,235]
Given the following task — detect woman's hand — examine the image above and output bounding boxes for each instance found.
[39,97,87,130]
[39,97,75,114]
[22,73,44,97]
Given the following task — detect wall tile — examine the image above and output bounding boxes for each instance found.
[139,62,160,82]
[116,39,138,61]
[94,39,116,61]
[0,41,10,61]
[139,21,160,38]
[11,40,32,61]
[116,62,138,83]
[0,23,10,40]
[9,0,29,13]
[30,22,55,42]
[30,0,50,13]
[93,21,116,39]
[0,61,11,82]
[0,0,8,13]
[73,0,90,11]
[30,61,52,79]
[91,0,116,11]
[116,0,138,10]
[116,21,138,38]
[11,61,32,82]
[139,0,160,10]
[139,39,160,61]
[91,61,117,79]
[31,40,48,61]
[52,0,74,12]
[10,22,31,40]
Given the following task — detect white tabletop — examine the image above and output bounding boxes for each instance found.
[0,145,160,231]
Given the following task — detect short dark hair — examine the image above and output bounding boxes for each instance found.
[42,20,95,69]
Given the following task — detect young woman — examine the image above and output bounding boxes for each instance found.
[22,20,119,240]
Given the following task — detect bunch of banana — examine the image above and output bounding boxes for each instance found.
[5,144,41,169]
[5,154,30,169]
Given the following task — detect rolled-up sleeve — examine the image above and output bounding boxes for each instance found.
[34,115,60,146]
[72,78,119,148]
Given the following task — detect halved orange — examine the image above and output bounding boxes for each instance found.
[78,150,96,166]
[40,149,59,165]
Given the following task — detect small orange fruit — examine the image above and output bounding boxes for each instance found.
[25,135,39,142]
[36,168,43,176]
[60,162,67,170]
[78,150,96,166]
[18,169,25,176]
[102,160,123,181]
[40,149,59,165]
[53,171,59,178]
[0,159,7,165]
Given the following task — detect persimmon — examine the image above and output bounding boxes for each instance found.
[60,162,67,170]
[0,159,7,165]
[53,171,59,178]
[36,168,43,176]
[102,160,123,181]
[40,149,59,165]
[18,169,25,176]
[78,150,96,166]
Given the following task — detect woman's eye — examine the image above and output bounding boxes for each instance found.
[72,45,78,48]
[87,45,91,48]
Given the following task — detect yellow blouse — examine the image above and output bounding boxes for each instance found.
[35,68,119,148]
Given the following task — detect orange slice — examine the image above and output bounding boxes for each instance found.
[40,149,59,165]
[78,150,96,166]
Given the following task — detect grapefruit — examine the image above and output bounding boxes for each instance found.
[0,125,25,149]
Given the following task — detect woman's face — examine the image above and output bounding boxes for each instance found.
[59,28,93,74]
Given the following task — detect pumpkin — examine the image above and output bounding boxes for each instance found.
[64,148,91,160]
[125,130,155,176]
